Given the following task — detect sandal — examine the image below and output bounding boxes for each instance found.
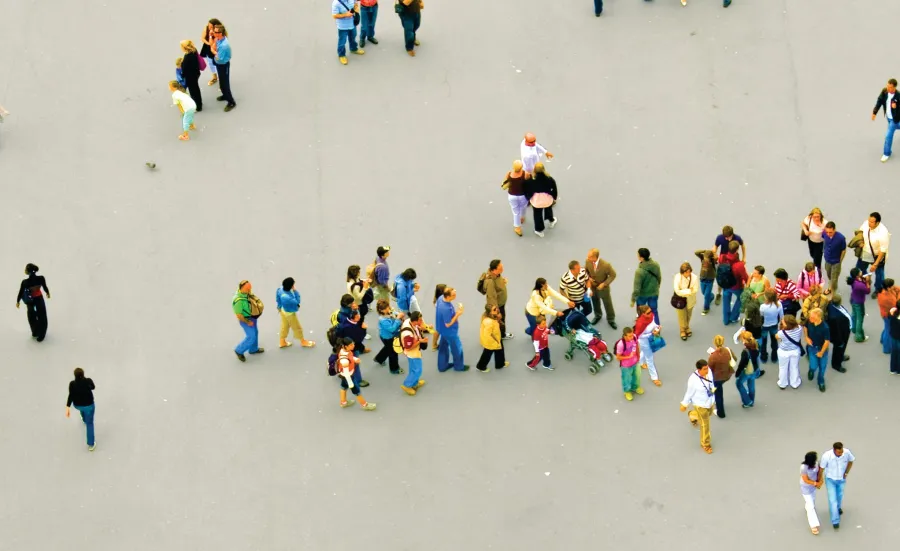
[652,379,662,387]
[680,331,687,341]
[301,340,316,348]
[686,330,692,337]
[810,527,819,535]
[208,76,218,86]
[703,446,713,454]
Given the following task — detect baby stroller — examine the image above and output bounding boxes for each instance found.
[551,308,614,374]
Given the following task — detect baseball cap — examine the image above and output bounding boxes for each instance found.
[377,245,391,257]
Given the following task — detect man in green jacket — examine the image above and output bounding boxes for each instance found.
[234,280,264,362]
[484,259,513,339]
[630,248,661,324]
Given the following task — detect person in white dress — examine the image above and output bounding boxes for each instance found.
[800,451,823,535]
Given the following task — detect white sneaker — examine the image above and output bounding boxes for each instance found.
[364,334,372,340]
[534,231,545,238]
[548,218,558,228]
[502,333,514,340]
[543,364,554,371]
[882,155,891,163]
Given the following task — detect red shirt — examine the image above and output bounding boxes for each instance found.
[533,325,550,351]
[730,261,749,291]
[360,0,378,6]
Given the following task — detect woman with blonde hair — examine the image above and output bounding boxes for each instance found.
[672,261,699,340]
[801,207,828,270]
[200,18,223,85]
[179,39,203,111]
[735,331,760,407]
[707,335,736,418]
[501,160,529,236]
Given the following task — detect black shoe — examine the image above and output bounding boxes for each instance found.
[235,352,246,362]
[757,369,765,378]
[249,348,265,354]
[360,39,366,47]
[819,383,826,392]
[359,380,370,387]
[590,316,601,325]
[760,356,768,364]
[843,355,850,361]
[456,365,471,372]
[196,107,203,112]
[217,95,226,101]
[833,523,839,530]
[808,370,815,381]
[833,366,847,373]
[839,508,843,515]
[595,10,602,16]
[224,104,236,112]
[723,0,731,6]
[368,37,379,44]
[609,321,618,330]
[772,353,778,363]
[389,368,405,374]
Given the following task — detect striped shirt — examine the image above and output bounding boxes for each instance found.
[560,269,590,302]
[775,279,799,302]
[777,327,804,351]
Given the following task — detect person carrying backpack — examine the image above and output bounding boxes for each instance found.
[614,327,643,401]
[233,280,264,362]
[334,337,377,410]
[399,312,429,395]
[394,268,420,314]
[718,240,749,326]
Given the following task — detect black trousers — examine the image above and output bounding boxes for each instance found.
[533,206,554,232]
[714,379,727,417]
[373,337,400,372]
[26,297,48,341]
[807,240,823,270]
[831,343,847,369]
[215,62,235,106]
[498,304,507,335]
[476,346,505,371]
[186,75,203,111]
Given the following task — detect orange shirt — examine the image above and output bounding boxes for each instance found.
[877,288,900,318]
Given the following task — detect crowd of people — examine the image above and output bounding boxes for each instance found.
[332,0,424,65]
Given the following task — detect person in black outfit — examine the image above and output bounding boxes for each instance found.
[524,162,558,236]
[338,310,369,354]
[742,300,765,377]
[16,262,50,341]
[66,367,97,451]
[180,40,203,112]
[827,295,852,373]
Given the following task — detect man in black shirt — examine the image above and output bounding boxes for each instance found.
[15,262,50,341]
[66,368,96,451]
[872,78,900,163]
[396,0,422,56]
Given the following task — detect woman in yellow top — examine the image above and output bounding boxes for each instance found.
[476,305,507,372]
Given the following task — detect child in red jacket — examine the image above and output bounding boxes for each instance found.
[527,315,554,371]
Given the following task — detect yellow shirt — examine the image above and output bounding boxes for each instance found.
[480,317,502,350]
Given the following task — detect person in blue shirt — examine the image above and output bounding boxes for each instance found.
[372,299,404,374]
[394,268,419,314]
[210,25,235,111]
[759,289,784,364]
[276,277,315,349]
[435,286,469,372]
[804,308,831,392]
[822,222,847,294]
[332,0,364,65]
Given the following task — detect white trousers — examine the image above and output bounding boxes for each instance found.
[802,493,820,529]
[638,339,658,381]
[507,195,529,228]
[204,56,218,74]
[777,348,801,389]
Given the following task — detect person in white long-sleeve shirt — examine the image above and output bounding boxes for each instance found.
[680,359,716,454]
[524,277,575,336]
[520,132,553,176]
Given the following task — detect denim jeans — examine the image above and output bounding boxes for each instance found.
[360,4,378,41]
[700,278,714,311]
[850,303,865,340]
[721,288,742,325]
[635,295,659,324]
[525,312,538,336]
[403,356,423,388]
[825,478,845,526]
[235,319,260,354]
[856,258,885,293]
[74,403,96,446]
[884,119,900,157]
[807,344,829,385]
[437,333,465,371]
[337,27,359,57]
[735,369,756,406]
[399,12,421,51]
[882,316,892,354]
[759,324,779,361]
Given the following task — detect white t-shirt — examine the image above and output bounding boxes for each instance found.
[803,216,827,243]
[172,90,197,111]
[888,92,896,121]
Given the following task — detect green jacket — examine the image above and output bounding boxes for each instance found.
[632,259,661,301]
[233,292,251,317]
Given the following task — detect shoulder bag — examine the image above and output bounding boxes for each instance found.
[670,275,690,310]
[338,0,360,26]
[780,329,806,356]
[801,216,809,241]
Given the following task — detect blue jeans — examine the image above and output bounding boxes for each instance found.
[884,119,900,156]
[807,344,829,385]
[721,288,742,325]
[635,295,659,324]
[735,369,757,406]
[337,27,359,57]
[403,356,422,388]
[235,319,260,354]
[525,312,537,336]
[856,257,885,293]
[825,478,845,526]
[850,303,865,341]
[593,0,603,14]
[399,12,421,51]
[759,324,779,361]
[700,278,714,311]
[360,4,378,40]
[437,333,465,371]
[882,316,892,354]
[74,403,95,446]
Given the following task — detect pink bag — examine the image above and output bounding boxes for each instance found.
[198,56,207,71]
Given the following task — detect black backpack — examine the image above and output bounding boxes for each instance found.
[476,272,488,295]
[326,353,338,376]
[326,326,338,347]
[716,263,737,288]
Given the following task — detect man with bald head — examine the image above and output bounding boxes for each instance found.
[585,248,617,329]
[520,132,554,177]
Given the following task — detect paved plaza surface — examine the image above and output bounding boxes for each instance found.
[1,1,899,549]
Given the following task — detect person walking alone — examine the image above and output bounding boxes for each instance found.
[276,277,315,349]
[16,263,50,342]
[233,280,264,362]
[66,367,96,451]
[872,78,899,162]
[820,442,854,530]
[585,248,617,329]
[680,359,716,454]
[396,0,422,57]
[211,25,236,111]
[800,451,824,535]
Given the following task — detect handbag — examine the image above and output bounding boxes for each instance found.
[338,0,360,26]
[198,55,207,71]
[800,217,809,241]
[781,329,806,356]
[649,333,666,353]
[670,275,690,310]
[501,172,510,191]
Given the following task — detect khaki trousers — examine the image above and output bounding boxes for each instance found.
[279,311,304,340]
[688,405,712,448]
[590,286,616,321]
[676,307,694,332]
[823,261,842,293]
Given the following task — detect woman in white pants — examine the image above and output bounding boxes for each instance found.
[635,304,662,386]
[775,314,803,389]
[200,18,223,86]
[800,451,822,535]
[502,160,529,236]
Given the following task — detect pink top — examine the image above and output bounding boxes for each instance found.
[796,268,823,298]
[616,338,639,368]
